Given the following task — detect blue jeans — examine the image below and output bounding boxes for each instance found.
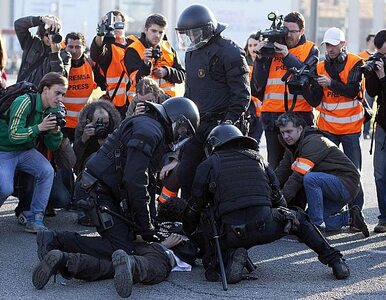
[0,148,54,219]
[304,172,351,230]
[374,125,386,223]
[322,131,364,209]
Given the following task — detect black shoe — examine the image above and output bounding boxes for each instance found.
[44,207,57,217]
[32,250,66,289]
[112,249,134,298]
[225,248,248,284]
[37,230,57,261]
[350,206,370,238]
[330,258,350,280]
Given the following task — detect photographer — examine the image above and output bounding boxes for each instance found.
[0,72,67,233]
[252,11,319,170]
[73,98,121,175]
[308,27,365,216]
[90,10,133,118]
[123,14,185,101]
[364,29,386,233]
[14,15,71,85]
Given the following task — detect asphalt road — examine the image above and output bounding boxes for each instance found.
[1,135,386,300]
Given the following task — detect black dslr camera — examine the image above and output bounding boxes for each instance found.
[282,57,318,95]
[361,52,386,76]
[151,46,162,59]
[97,12,116,44]
[94,118,109,139]
[255,12,288,58]
[49,102,66,127]
[49,31,63,43]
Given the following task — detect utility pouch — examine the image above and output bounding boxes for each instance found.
[98,209,114,231]
[80,170,98,191]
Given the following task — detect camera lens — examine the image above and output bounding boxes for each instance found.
[50,32,63,43]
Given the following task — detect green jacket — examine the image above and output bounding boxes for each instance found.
[275,127,360,203]
[0,93,63,152]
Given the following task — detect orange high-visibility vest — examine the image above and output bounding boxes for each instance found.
[358,50,371,94]
[316,53,364,135]
[106,44,130,107]
[63,57,96,128]
[126,39,176,101]
[262,41,314,113]
[248,64,262,117]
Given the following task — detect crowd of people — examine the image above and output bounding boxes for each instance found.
[0,3,385,298]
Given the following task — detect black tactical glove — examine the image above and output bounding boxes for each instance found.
[141,230,161,243]
[96,22,105,36]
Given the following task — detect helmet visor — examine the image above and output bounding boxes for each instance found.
[176,25,213,52]
[169,115,195,151]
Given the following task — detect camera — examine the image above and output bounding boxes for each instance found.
[361,52,386,76]
[94,118,109,139]
[49,31,63,43]
[282,57,318,95]
[255,12,288,58]
[97,12,116,44]
[151,46,162,60]
[48,102,66,127]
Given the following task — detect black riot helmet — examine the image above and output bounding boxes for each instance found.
[205,124,257,156]
[175,4,218,52]
[146,97,200,151]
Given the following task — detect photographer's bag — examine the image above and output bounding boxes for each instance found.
[0,81,38,125]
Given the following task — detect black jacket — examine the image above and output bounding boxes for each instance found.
[123,33,185,85]
[15,16,71,85]
[365,67,386,131]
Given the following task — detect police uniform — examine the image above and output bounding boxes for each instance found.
[178,25,250,199]
[183,125,350,281]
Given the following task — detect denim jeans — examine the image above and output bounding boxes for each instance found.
[322,131,364,209]
[304,172,351,230]
[0,148,54,219]
[374,125,386,223]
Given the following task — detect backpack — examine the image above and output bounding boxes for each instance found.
[0,81,38,125]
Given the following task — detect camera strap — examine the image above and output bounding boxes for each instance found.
[110,71,126,103]
[283,81,297,111]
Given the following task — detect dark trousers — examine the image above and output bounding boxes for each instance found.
[264,128,285,170]
[53,232,171,283]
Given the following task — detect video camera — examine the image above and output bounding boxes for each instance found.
[94,118,109,139]
[281,57,318,95]
[361,52,386,76]
[255,12,288,58]
[97,12,124,44]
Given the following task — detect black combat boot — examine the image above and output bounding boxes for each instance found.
[329,258,350,280]
[32,249,68,289]
[350,206,370,238]
[112,249,135,298]
[225,248,248,284]
[37,230,58,261]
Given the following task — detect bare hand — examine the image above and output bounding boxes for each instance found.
[273,42,289,57]
[153,67,167,78]
[375,59,385,79]
[316,75,331,87]
[41,16,61,33]
[159,159,178,180]
[134,102,147,115]
[143,48,153,65]
[81,123,95,143]
[161,233,184,249]
[38,114,58,132]
[50,40,61,53]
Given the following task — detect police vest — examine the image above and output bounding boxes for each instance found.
[63,57,96,128]
[316,53,364,135]
[248,64,262,117]
[127,39,176,101]
[105,43,130,107]
[211,150,272,217]
[263,41,314,113]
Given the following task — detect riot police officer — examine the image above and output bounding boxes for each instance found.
[175,4,251,199]
[183,124,350,284]
[69,97,199,258]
